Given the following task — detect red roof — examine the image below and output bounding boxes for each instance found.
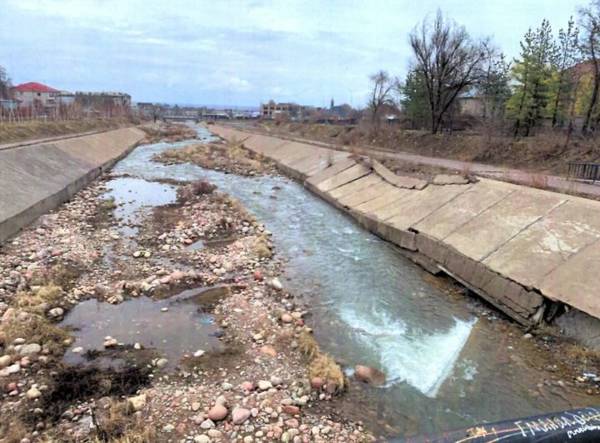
[13,82,60,93]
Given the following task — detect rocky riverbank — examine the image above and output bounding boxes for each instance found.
[0,125,375,442]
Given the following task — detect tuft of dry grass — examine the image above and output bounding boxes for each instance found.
[177,179,217,202]
[0,416,28,443]
[0,314,69,352]
[298,331,345,392]
[252,235,273,259]
[93,399,156,443]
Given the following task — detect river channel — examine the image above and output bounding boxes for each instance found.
[82,124,592,438]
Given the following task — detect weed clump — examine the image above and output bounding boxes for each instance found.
[0,314,69,353]
[253,235,273,259]
[93,399,155,443]
[177,179,216,202]
[298,331,345,393]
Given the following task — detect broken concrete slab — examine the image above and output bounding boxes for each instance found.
[432,174,470,185]
[372,159,428,189]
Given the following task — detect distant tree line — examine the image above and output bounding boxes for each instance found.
[369,0,600,138]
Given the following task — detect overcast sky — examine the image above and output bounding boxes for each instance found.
[0,0,582,108]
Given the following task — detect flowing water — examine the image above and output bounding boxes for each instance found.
[66,125,592,438]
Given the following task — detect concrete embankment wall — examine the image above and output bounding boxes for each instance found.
[0,127,146,243]
[211,124,600,331]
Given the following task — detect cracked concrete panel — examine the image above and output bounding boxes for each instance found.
[484,199,600,289]
[414,179,516,240]
[540,239,600,319]
[315,163,371,193]
[329,174,382,200]
[305,158,357,188]
[352,187,412,215]
[385,184,472,230]
[290,154,331,177]
[340,181,397,208]
[445,189,566,262]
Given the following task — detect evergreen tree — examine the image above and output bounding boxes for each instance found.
[547,18,580,128]
[507,20,557,137]
[400,68,429,129]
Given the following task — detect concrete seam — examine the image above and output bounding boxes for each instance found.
[438,189,519,241]
[480,199,570,263]
[407,184,474,231]
[539,235,600,282]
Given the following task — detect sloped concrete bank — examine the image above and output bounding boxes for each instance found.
[0,127,146,243]
[210,124,600,344]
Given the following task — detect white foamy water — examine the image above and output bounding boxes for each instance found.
[341,303,475,397]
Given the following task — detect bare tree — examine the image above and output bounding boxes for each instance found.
[409,10,485,134]
[367,70,395,126]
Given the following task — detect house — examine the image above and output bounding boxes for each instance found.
[457,95,485,117]
[260,100,306,119]
[12,82,60,108]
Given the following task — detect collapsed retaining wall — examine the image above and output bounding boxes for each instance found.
[0,127,146,243]
[211,124,600,331]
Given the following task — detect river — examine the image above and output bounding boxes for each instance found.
[96,124,591,438]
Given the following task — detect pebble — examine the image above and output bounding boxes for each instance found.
[26,387,41,400]
[193,349,205,357]
[258,380,272,391]
[127,394,146,412]
[200,419,215,429]
[194,436,210,443]
[232,407,251,425]
[207,404,228,421]
[19,343,41,356]
[155,358,169,369]
[269,278,283,290]
[0,355,11,368]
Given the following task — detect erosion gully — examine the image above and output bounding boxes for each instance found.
[66,124,592,439]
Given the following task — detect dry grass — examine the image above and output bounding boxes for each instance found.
[93,399,156,443]
[298,331,345,392]
[177,179,217,202]
[261,121,600,177]
[0,416,28,443]
[253,235,273,259]
[0,313,69,352]
[14,285,64,314]
[155,140,268,175]
[0,118,136,144]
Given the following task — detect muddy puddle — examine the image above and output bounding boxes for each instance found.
[60,286,229,369]
[78,124,597,438]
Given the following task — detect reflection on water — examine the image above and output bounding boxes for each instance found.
[105,177,177,237]
[61,286,227,368]
[103,125,590,437]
